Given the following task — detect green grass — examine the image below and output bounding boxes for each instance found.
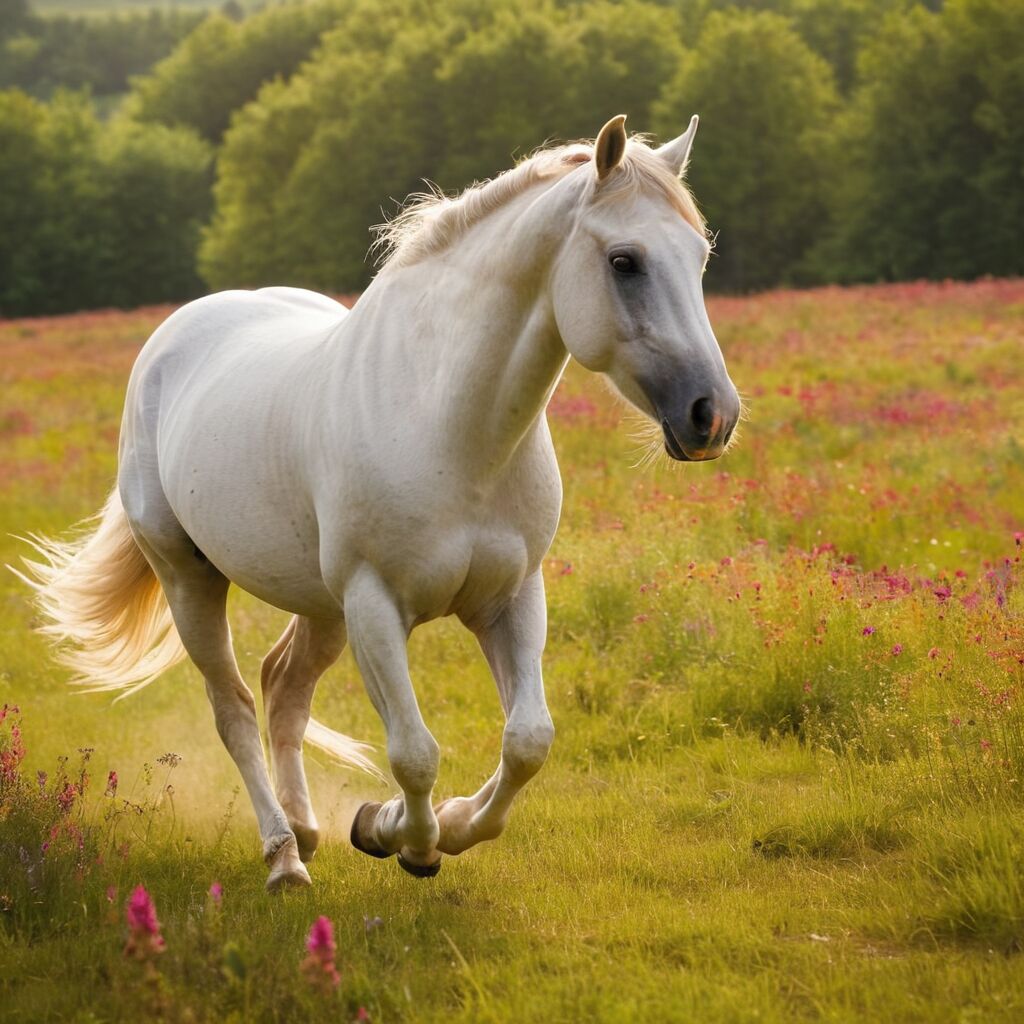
[1,280,1023,1021]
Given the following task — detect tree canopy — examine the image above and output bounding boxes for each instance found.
[3,0,1023,315]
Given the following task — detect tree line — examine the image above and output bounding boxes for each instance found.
[0,0,1021,316]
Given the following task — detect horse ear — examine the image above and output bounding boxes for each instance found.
[594,114,628,181]
[655,114,699,177]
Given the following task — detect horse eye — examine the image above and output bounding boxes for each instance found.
[610,253,638,274]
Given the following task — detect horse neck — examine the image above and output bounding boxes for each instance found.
[373,182,576,474]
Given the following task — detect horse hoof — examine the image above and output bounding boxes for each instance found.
[293,823,320,863]
[350,801,392,859]
[266,838,312,893]
[397,851,442,878]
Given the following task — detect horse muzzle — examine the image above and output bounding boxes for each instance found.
[660,391,739,462]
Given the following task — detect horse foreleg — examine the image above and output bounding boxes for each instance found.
[435,571,554,855]
[260,615,346,863]
[344,569,442,876]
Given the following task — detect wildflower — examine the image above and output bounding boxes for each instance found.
[980,739,993,752]
[301,915,341,992]
[891,644,903,656]
[36,769,47,792]
[862,626,875,636]
[209,882,223,904]
[105,770,118,797]
[56,781,77,815]
[928,647,940,659]
[951,716,962,727]
[124,885,165,959]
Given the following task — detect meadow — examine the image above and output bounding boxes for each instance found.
[1,279,1023,1021]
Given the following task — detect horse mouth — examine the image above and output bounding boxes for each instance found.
[661,419,692,462]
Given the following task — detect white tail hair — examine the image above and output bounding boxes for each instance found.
[11,489,186,698]
[305,717,385,783]
[12,487,382,778]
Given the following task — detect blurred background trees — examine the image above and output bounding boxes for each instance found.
[0,0,1021,315]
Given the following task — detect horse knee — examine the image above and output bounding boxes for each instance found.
[387,729,440,795]
[503,716,554,781]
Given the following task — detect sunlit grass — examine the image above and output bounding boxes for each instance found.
[1,280,1023,1020]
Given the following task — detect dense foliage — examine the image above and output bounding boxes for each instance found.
[0,91,212,315]
[0,3,204,98]
[1,0,1022,314]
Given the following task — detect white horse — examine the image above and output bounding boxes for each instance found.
[20,115,739,891]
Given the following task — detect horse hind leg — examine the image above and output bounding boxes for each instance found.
[125,499,309,893]
[260,615,347,863]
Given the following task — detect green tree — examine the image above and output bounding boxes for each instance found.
[0,88,211,316]
[201,0,688,293]
[127,1,346,142]
[818,0,1024,282]
[654,9,839,291]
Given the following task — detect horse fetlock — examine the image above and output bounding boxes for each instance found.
[262,828,298,865]
[436,796,504,854]
[265,835,311,893]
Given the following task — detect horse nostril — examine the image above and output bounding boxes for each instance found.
[690,396,715,438]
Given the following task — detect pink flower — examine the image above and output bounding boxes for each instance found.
[980,739,992,752]
[209,882,223,904]
[56,781,77,814]
[124,885,165,959]
[862,626,875,636]
[302,915,341,991]
[891,644,903,656]
[105,770,118,797]
[928,647,940,659]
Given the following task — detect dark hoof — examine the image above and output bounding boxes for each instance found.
[397,851,442,878]
[350,802,391,859]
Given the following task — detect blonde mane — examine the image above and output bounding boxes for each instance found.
[374,136,706,270]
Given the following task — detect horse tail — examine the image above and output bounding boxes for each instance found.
[10,488,186,698]
[305,718,386,783]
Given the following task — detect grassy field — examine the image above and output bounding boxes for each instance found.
[1,280,1023,1022]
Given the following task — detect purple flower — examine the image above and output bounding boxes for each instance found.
[862,626,876,636]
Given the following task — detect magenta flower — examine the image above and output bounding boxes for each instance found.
[124,885,165,958]
[209,881,223,904]
[862,626,875,636]
[891,644,903,656]
[301,915,341,991]
[105,770,118,797]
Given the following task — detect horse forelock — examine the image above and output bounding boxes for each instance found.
[373,136,706,271]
